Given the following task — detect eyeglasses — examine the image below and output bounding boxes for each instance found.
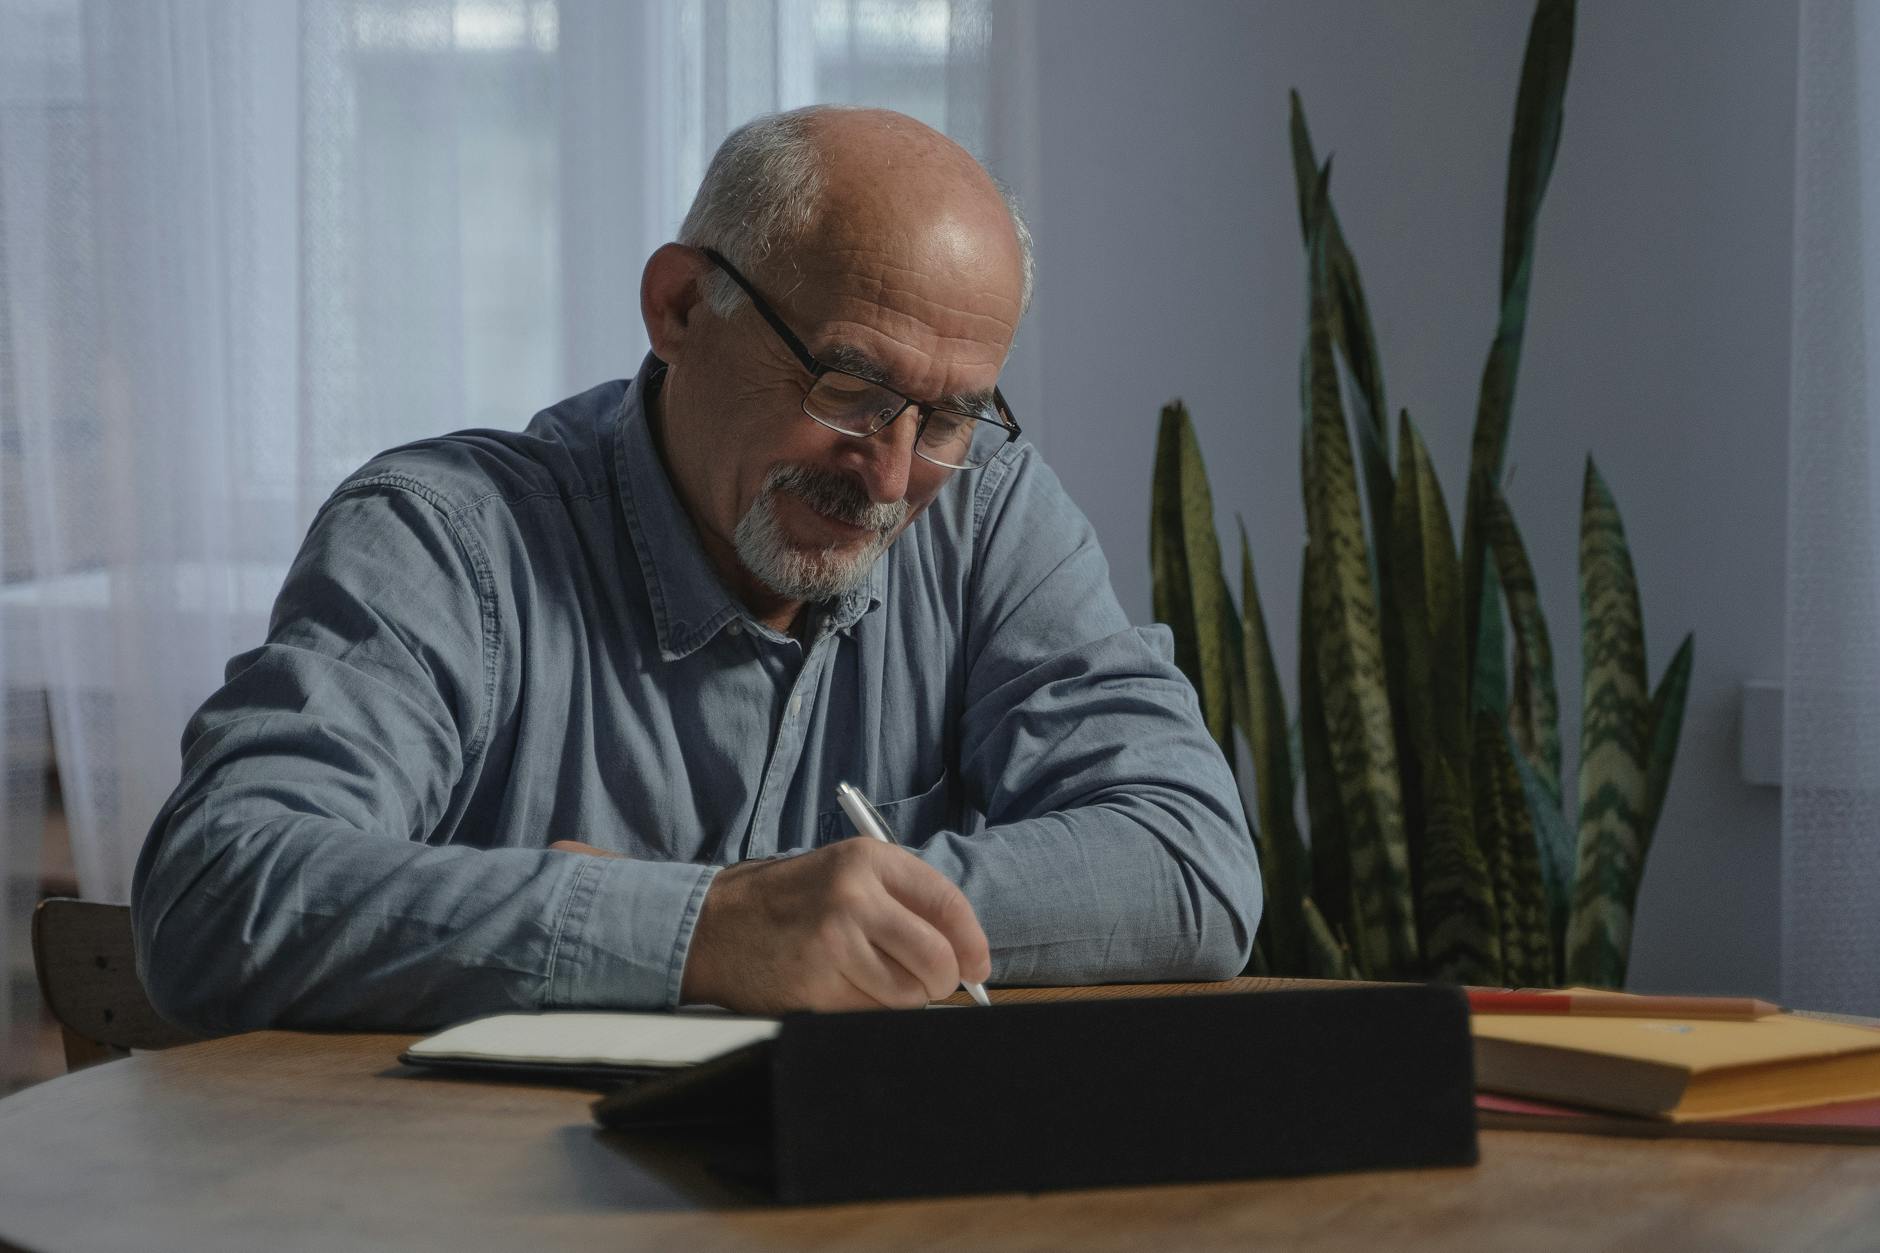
[699,247,1021,471]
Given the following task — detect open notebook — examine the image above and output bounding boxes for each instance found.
[400,1011,782,1085]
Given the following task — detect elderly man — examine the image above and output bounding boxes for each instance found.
[132,106,1260,1031]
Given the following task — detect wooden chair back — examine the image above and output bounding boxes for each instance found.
[31,898,200,1071]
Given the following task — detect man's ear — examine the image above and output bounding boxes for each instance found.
[641,242,709,363]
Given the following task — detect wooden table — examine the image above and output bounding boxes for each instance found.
[4,982,1880,1252]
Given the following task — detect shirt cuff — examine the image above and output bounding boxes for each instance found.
[545,855,722,1009]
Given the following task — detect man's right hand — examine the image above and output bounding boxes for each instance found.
[678,837,992,1013]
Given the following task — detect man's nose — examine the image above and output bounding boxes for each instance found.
[845,407,920,503]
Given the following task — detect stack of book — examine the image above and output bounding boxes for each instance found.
[1467,988,1880,1144]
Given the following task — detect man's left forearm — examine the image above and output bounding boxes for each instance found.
[912,789,1260,985]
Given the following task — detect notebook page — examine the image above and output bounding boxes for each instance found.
[406,1011,781,1068]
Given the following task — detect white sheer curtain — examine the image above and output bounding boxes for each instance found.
[0,0,1016,1069]
[1785,0,1880,1016]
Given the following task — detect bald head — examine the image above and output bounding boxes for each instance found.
[679,106,1032,319]
[644,106,1031,628]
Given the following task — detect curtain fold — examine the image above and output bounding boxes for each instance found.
[0,0,1008,1076]
[1784,0,1880,1016]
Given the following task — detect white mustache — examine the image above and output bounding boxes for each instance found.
[765,464,908,534]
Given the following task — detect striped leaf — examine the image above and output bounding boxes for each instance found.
[1473,557,1509,716]
[1476,717,1555,987]
[1240,521,1309,974]
[1461,0,1576,700]
[1423,753,1501,984]
[1509,747,1574,982]
[1390,411,1490,980]
[1302,895,1361,981]
[1288,94,1394,605]
[1487,487,1562,800]
[1302,185,1418,979]
[1290,96,1407,827]
[1150,401,1240,762]
[1642,634,1695,843]
[1390,413,1470,788]
[1288,716,1305,806]
[1299,551,1352,958]
[1288,91,1389,467]
[1504,514,1568,980]
[1566,458,1651,988]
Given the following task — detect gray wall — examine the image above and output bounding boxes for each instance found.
[1013,0,1796,996]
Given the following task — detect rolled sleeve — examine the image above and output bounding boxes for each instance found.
[547,857,723,1009]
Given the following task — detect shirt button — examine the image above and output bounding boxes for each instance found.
[726,621,743,636]
[788,695,802,719]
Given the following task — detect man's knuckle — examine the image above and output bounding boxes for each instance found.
[824,874,874,915]
[811,915,850,955]
[833,836,877,864]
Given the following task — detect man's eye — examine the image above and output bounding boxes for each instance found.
[820,377,873,400]
[922,414,971,443]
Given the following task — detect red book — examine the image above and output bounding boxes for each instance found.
[1476,1090,1880,1145]
[1467,990,1781,1020]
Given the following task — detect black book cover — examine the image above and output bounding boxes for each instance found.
[594,984,1477,1204]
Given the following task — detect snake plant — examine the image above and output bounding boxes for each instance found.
[1150,0,1692,989]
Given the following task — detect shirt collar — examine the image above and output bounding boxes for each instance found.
[613,354,886,661]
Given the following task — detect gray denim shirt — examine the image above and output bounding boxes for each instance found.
[132,356,1260,1032]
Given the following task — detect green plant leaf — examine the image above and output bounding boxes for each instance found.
[1390,411,1482,977]
[1476,716,1554,987]
[1498,0,1576,325]
[1302,186,1418,979]
[1422,752,1501,984]
[1641,633,1695,842]
[1473,557,1509,716]
[1239,521,1309,974]
[1390,413,1469,783]
[1288,716,1305,805]
[1301,895,1360,980]
[1299,549,1351,954]
[1288,92,1387,442]
[1461,0,1575,699]
[1509,745,1574,981]
[1289,94,1401,763]
[1566,458,1651,988]
[1149,401,1241,762]
[1487,487,1562,800]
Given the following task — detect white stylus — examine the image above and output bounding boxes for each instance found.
[835,781,992,1008]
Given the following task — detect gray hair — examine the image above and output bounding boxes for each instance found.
[678,105,1035,319]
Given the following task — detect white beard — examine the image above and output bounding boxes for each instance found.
[732,463,908,602]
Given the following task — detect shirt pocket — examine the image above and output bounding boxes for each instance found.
[816,770,957,847]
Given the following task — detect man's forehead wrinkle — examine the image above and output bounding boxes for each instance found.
[797,262,1018,375]
[818,336,995,412]
[774,252,1018,340]
[817,316,1008,368]
[780,222,1019,406]
[816,320,1003,415]
[874,275,1021,334]
[807,270,1022,349]
[813,247,1022,313]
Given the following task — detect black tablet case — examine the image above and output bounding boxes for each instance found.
[591,984,1477,1203]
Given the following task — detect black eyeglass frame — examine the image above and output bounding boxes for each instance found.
[698,247,1021,470]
